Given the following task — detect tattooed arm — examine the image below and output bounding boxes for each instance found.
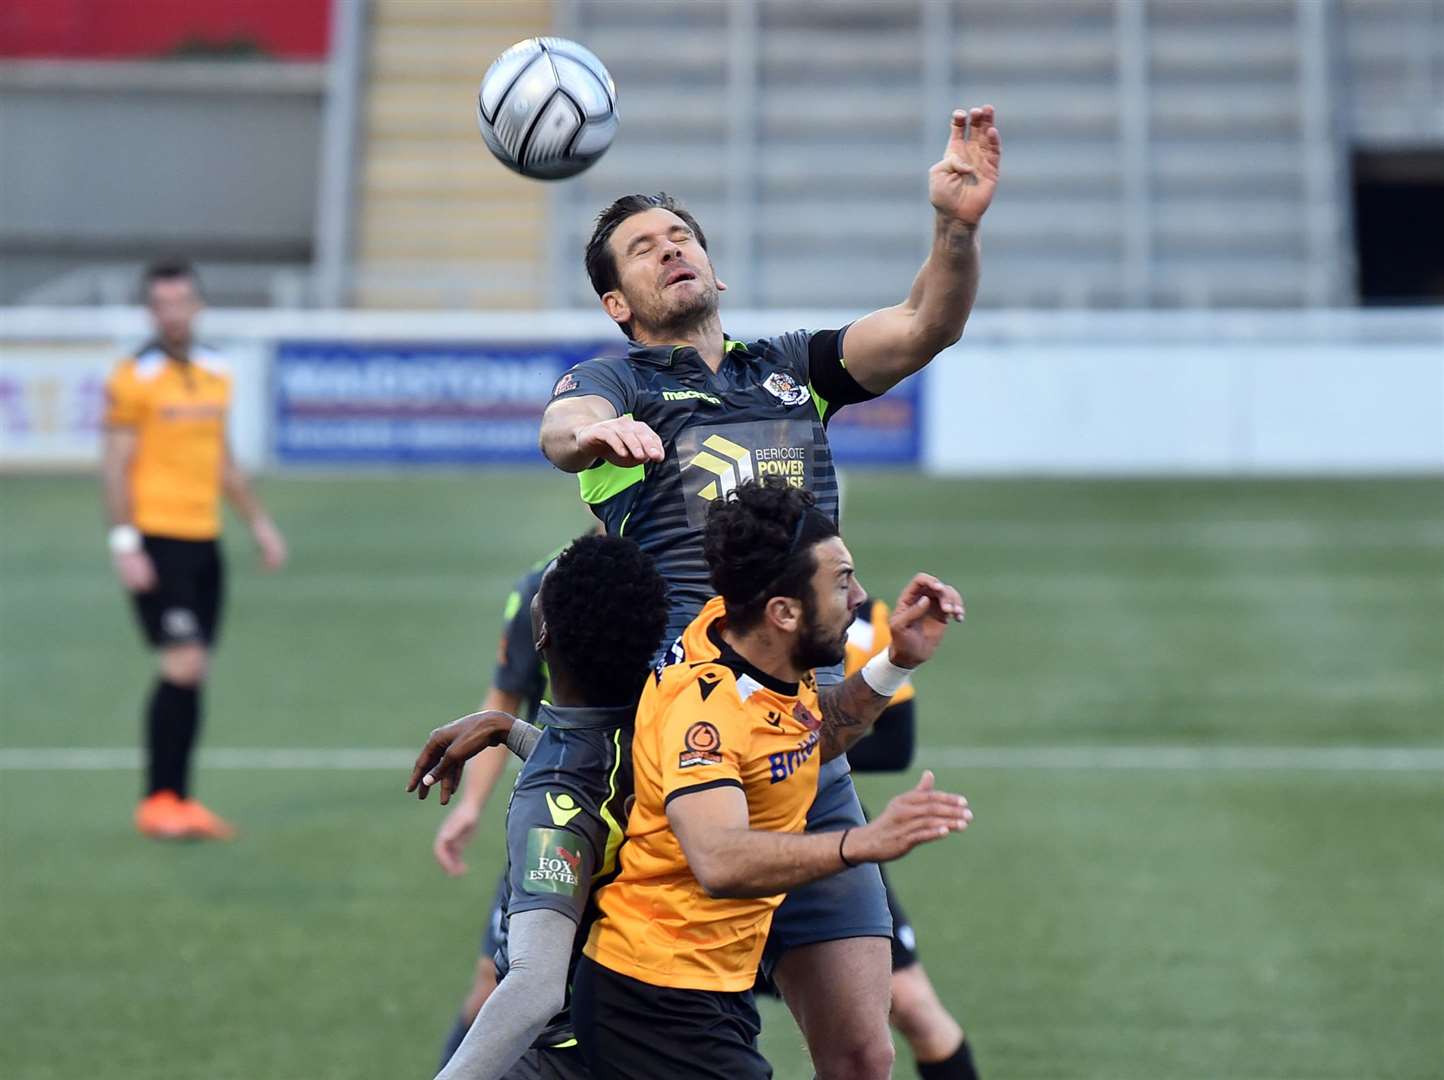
[818,574,965,762]
[818,675,894,762]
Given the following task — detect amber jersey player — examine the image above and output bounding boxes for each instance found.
[102,261,287,841]
[571,482,972,1079]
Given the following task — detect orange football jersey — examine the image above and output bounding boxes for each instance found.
[105,347,231,540]
[584,596,824,992]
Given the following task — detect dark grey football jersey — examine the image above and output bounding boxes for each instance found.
[550,328,876,635]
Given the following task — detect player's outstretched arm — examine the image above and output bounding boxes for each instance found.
[817,574,964,761]
[669,773,970,900]
[407,710,540,803]
[540,394,665,472]
[838,106,1001,395]
[432,687,524,875]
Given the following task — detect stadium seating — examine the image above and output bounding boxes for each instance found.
[351,0,553,308]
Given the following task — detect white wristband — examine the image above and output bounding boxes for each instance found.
[108,524,142,554]
[859,651,913,699]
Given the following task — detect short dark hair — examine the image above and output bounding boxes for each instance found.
[584,192,708,339]
[703,480,840,633]
[141,260,201,301]
[539,534,668,707]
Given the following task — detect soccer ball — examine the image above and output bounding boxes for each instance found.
[477,37,618,181]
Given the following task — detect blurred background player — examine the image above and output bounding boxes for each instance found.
[432,548,557,1068]
[101,261,287,840]
[845,597,979,1080]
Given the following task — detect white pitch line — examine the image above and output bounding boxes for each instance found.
[919,746,1444,772]
[2,746,1443,772]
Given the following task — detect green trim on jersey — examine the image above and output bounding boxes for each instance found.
[502,589,523,621]
[810,383,829,422]
[578,413,646,505]
[598,727,628,875]
[580,461,645,504]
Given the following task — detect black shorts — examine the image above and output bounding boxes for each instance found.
[571,955,770,1080]
[130,536,225,648]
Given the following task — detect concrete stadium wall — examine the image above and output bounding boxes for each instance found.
[1,307,1440,475]
[0,63,324,305]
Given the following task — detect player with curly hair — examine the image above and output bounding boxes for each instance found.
[417,533,668,1080]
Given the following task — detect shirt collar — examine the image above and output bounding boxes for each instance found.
[706,620,800,697]
[535,701,636,730]
[625,336,751,368]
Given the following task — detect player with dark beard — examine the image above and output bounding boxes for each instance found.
[569,481,971,1078]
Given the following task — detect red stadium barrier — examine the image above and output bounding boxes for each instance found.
[0,0,329,60]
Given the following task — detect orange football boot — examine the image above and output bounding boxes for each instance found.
[135,790,190,839]
[177,798,237,841]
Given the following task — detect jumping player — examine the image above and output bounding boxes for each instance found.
[538,107,999,1076]
[102,260,287,840]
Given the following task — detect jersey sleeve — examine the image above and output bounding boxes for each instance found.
[658,672,753,808]
[504,753,606,924]
[548,356,638,418]
[103,364,146,428]
[491,571,544,698]
[804,325,879,425]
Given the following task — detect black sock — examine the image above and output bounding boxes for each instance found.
[145,680,200,798]
[438,1013,470,1069]
[918,1038,979,1080]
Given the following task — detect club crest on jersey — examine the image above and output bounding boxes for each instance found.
[762,372,810,408]
[679,720,723,769]
[524,828,582,895]
[655,636,686,683]
[793,702,822,731]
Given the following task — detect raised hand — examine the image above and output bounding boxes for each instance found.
[887,573,965,669]
[844,770,973,864]
[576,416,666,468]
[406,710,517,803]
[928,106,1001,227]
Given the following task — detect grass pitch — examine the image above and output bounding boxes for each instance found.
[2,472,1441,1079]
